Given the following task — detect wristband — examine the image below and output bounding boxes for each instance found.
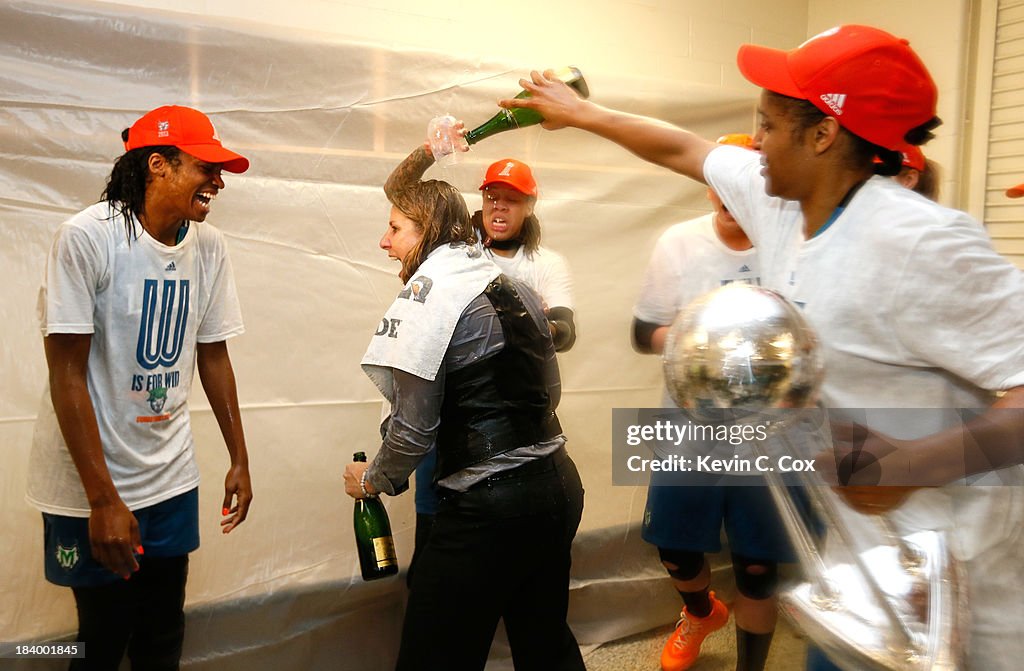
[359,470,377,499]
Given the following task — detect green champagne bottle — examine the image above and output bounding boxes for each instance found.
[352,451,399,581]
[464,66,590,145]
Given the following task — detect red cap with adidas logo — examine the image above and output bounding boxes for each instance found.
[736,25,937,152]
[125,105,249,174]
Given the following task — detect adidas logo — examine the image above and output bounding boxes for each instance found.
[820,93,846,115]
[165,262,176,272]
[739,264,751,273]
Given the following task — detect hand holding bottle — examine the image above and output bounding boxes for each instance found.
[349,452,398,580]
[343,460,372,499]
[499,69,591,131]
[463,67,588,145]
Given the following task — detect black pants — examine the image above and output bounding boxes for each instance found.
[69,555,189,671]
[396,449,586,671]
[407,513,435,588]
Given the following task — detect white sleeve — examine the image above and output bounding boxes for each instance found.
[892,218,1024,390]
[196,233,245,342]
[535,249,574,311]
[39,222,107,335]
[702,145,769,246]
[633,228,684,326]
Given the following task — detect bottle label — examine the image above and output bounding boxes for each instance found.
[372,536,397,568]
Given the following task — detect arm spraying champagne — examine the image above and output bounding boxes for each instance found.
[428,66,590,163]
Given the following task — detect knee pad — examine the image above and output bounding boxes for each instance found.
[732,553,778,600]
[657,547,705,582]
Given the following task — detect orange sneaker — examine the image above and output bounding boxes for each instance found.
[660,591,729,671]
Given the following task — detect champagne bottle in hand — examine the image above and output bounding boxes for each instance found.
[352,451,399,581]
[464,66,590,145]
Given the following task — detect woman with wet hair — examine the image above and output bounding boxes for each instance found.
[343,145,586,671]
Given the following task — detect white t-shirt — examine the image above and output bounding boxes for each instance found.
[28,202,244,516]
[634,212,760,410]
[705,145,1024,666]
[704,146,1024,416]
[483,245,574,310]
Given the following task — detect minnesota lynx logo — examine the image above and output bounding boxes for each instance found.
[137,279,190,370]
[56,544,80,570]
[148,387,168,413]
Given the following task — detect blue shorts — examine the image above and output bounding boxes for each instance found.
[805,646,843,671]
[43,488,200,587]
[641,475,803,562]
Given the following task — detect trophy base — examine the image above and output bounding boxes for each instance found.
[781,529,964,671]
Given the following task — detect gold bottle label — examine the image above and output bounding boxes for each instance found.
[373,536,397,568]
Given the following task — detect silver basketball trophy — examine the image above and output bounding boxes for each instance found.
[663,283,965,671]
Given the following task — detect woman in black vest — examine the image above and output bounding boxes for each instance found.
[344,143,586,671]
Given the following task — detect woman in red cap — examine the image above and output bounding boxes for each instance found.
[28,105,253,670]
[502,25,1024,671]
[878,144,940,200]
[474,158,577,352]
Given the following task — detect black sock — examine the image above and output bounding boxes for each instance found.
[735,628,774,671]
[679,588,712,618]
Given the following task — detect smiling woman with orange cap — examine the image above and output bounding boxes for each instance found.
[27,105,253,670]
[501,24,1024,671]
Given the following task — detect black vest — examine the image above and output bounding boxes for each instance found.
[435,275,562,479]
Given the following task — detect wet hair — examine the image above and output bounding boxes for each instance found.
[388,179,475,283]
[101,128,181,241]
[470,204,542,254]
[765,91,942,178]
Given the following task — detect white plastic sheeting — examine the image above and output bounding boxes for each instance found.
[0,1,755,667]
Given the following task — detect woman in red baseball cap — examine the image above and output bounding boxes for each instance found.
[28,104,252,670]
[474,157,576,353]
[502,25,1024,671]
[875,145,940,201]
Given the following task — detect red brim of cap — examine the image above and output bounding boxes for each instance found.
[479,180,536,197]
[736,44,804,99]
[1006,183,1024,198]
[180,144,250,174]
